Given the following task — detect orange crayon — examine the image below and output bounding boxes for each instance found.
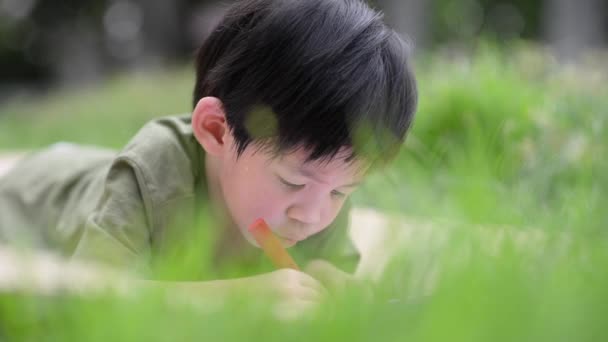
[248,218,300,270]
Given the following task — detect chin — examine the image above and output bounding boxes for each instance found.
[282,239,297,248]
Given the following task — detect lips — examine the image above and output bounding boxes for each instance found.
[277,236,297,248]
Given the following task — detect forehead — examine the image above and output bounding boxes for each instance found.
[273,147,369,178]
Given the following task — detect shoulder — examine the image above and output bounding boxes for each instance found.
[113,114,205,204]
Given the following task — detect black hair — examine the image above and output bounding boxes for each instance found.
[193,0,417,166]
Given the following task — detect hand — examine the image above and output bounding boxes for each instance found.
[305,259,373,301]
[240,268,329,320]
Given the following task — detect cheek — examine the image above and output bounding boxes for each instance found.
[326,201,345,225]
[223,168,288,226]
[307,199,346,236]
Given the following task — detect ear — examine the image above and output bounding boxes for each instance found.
[192,97,231,157]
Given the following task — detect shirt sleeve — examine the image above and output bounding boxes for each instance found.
[71,157,153,274]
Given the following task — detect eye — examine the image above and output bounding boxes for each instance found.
[279,177,305,190]
[331,190,346,198]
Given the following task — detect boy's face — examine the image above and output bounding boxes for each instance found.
[217,137,367,248]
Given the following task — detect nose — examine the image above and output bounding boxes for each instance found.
[286,199,323,225]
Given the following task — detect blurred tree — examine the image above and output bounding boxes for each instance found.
[376,0,430,48]
[543,0,607,61]
[0,0,225,101]
[1,0,607,102]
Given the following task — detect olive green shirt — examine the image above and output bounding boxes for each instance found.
[0,115,359,278]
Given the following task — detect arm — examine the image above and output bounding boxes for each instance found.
[0,244,326,321]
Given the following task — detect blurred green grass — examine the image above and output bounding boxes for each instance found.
[0,66,194,149]
[1,43,608,341]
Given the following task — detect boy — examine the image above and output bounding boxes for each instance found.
[0,0,417,312]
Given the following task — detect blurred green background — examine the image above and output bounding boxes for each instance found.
[1,0,608,341]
